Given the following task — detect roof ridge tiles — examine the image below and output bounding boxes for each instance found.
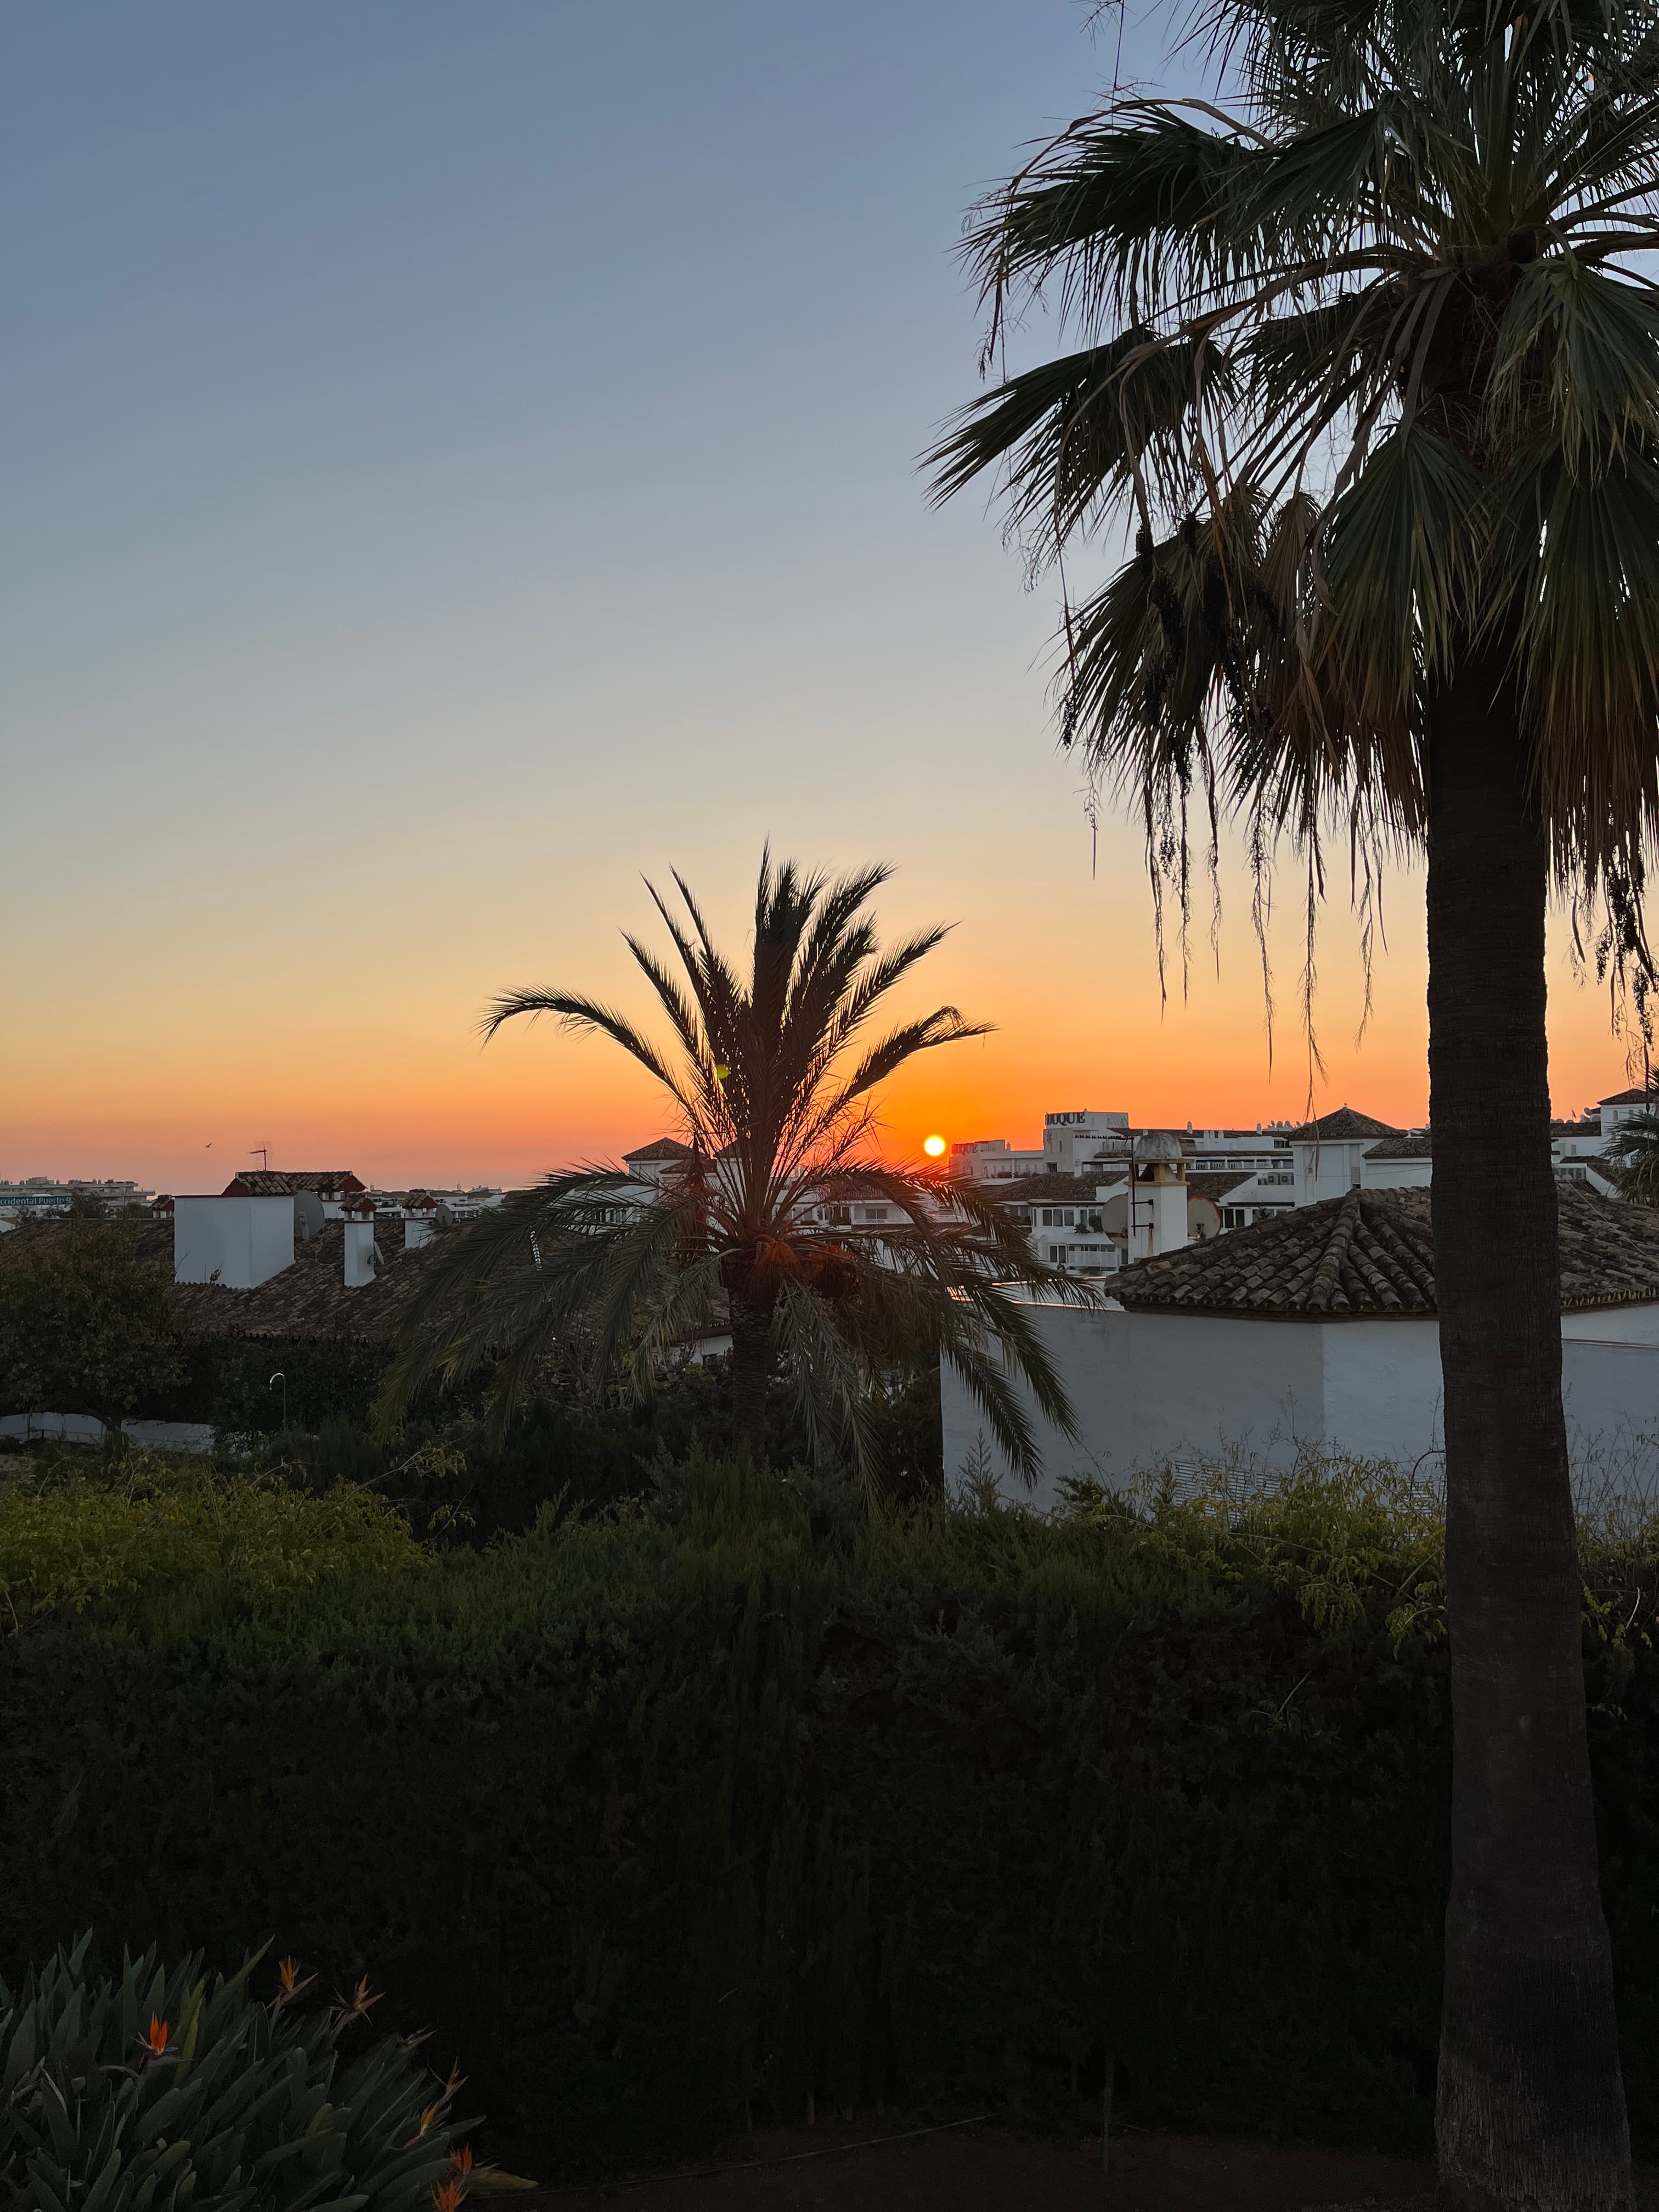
[1110,1183,1659,1317]
[1307,1187,1363,1313]
[1361,1198,1434,1310]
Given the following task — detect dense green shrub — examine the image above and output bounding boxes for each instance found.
[0,1934,460,2210]
[4,1455,1659,2177]
[242,1363,942,1540]
[0,1455,425,1627]
[0,1219,188,1442]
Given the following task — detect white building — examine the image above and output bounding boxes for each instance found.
[951,1109,1130,1183]
[1039,1109,1132,1175]
[1361,1133,1433,1189]
[1596,1088,1656,1138]
[0,1177,149,1229]
[944,1182,1659,1506]
[951,1104,1404,1227]
[949,1138,1048,1182]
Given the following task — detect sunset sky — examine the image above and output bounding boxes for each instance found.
[4,3,1642,1193]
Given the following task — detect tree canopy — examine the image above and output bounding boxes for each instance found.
[0,1218,186,1446]
[382,853,1092,1488]
[930,0,1659,1021]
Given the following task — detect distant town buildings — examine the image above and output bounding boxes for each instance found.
[0,1178,146,1227]
[0,1080,1645,1271]
[945,1087,1646,1276]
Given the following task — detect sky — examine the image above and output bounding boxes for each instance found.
[2,3,1642,1193]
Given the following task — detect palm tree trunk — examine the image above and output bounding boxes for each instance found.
[1427,652,1633,2212]
[729,1287,772,1464]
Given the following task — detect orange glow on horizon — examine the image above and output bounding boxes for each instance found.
[4,842,1643,1193]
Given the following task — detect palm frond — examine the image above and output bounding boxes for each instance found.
[395,855,1013,1474]
[931,0,1659,952]
[481,990,690,1109]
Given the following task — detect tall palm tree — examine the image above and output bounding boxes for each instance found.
[381,854,1090,1489]
[929,2,1659,2203]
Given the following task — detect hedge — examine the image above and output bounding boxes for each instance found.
[3,1455,1659,2180]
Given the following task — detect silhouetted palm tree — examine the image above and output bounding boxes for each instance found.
[382,854,1090,1489]
[930,1,1659,2200]
[1604,1104,1659,1204]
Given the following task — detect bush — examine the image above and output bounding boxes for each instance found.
[0,1933,460,2210]
[0,1454,425,1627]
[3,1454,1658,2177]
[0,1218,187,1443]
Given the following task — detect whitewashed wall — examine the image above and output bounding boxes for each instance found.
[1319,1318,1444,1465]
[945,1302,1324,1511]
[944,1297,1659,1508]
[1359,1155,1433,1190]
[1293,1137,1374,1203]
[0,1414,215,1453]
[1563,1308,1659,1345]
[173,1195,294,1290]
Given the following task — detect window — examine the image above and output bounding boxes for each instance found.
[1039,1207,1076,1228]
[1048,1245,1066,1265]
[823,1204,850,1226]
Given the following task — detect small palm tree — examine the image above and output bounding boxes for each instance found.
[381,854,1090,1488]
[929,1,1659,2200]
[1602,1104,1659,1204]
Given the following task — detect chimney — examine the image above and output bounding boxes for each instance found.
[1132,1132,1190,1258]
[343,1196,378,1288]
[404,1192,438,1251]
[151,1194,174,1223]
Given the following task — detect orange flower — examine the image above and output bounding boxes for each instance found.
[431,2182,464,2212]
[140,2016,169,2057]
[273,1956,315,2009]
[448,2145,473,2178]
[443,2059,467,2096]
[332,1974,382,2027]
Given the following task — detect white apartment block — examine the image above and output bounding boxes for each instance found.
[941,1084,1649,1278]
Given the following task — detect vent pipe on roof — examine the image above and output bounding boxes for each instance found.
[344,1198,377,1289]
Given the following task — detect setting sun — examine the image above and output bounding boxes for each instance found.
[922,1133,947,1158]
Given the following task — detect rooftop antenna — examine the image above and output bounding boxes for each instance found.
[251,1143,270,1171]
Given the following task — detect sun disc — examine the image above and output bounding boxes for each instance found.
[923,1133,947,1158]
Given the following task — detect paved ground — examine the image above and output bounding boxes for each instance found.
[507,2121,1439,2211]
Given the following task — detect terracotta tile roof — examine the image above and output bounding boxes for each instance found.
[1363,1133,1432,1159]
[1601,1089,1659,1107]
[623,1138,696,1164]
[178,1220,435,1342]
[0,1215,432,1343]
[1289,1107,1402,1142]
[221,1170,364,1198]
[985,1173,1127,1205]
[1189,1170,1259,1202]
[0,1217,175,1272]
[1110,1184,1659,1317]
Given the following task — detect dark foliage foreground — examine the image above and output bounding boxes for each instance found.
[4,1455,1659,2179]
